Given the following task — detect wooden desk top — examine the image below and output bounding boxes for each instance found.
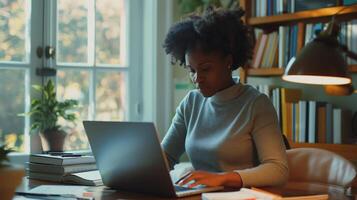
[15,177,356,200]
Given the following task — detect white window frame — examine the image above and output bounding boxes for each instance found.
[6,0,43,162]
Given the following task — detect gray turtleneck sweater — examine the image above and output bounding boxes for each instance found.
[161,83,288,187]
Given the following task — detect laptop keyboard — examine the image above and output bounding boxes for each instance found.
[174,185,194,192]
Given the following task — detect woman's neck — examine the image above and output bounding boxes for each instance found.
[217,78,236,93]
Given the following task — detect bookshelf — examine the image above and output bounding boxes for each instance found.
[247,64,357,76]
[248,5,357,28]
[239,0,357,161]
[247,68,284,76]
[240,1,357,77]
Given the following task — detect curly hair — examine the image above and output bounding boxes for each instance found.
[163,7,253,70]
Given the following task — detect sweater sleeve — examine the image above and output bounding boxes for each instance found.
[235,94,289,187]
[161,93,190,170]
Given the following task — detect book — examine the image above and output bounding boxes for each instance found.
[252,31,263,68]
[294,0,336,12]
[266,32,278,67]
[307,101,317,143]
[278,26,287,68]
[252,33,268,68]
[294,102,300,142]
[28,170,103,186]
[27,162,97,174]
[333,109,352,144]
[261,32,274,68]
[305,23,313,44]
[280,88,302,140]
[325,103,333,144]
[30,154,95,166]
[298,101,307,143]
[317,103,327,143]
[202,188,328,200]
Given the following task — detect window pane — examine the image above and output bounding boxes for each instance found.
[0,0,29,62]
[57,69,90,150]
[57,0,88,64]
[0,69,26,151]
[96,71,126,120]
[95,0,125,65]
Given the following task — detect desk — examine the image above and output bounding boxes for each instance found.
[15,177,355,200]
[16,178,200,200]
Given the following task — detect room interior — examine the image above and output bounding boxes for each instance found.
[0,0,357,199]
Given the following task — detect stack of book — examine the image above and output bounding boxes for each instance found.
[27,153,102,186]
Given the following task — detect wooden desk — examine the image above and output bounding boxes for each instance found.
[16,178,200,200]
[15,177,355,200]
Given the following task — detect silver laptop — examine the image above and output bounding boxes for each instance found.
[83,121,223,198]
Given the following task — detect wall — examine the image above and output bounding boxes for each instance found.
[142,0,174,139]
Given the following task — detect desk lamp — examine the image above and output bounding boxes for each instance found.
[282,18,357,95]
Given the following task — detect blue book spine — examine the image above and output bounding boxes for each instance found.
[292,102,296,142]
[299,101,307,143]
[285,26,290,66]
[325,103,333,144]
[289,26,294,60]
[293,25,298,57]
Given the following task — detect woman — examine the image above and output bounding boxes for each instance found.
[162,7,288,189]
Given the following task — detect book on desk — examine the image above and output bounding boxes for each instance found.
[29,153,95,165]
[202,188,328,200]
[27,170,103,186]
[27,153,102,186]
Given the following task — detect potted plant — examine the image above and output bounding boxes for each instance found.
[25,79,78,152]
[0,145,25,200]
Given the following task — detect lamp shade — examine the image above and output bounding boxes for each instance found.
[282,38,352,85]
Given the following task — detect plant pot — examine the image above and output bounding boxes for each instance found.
[0,164,25,200]
[41,129,67,152]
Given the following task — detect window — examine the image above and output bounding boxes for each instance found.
[0,0,142,152]
[54,0,129,150]
[0,0,33,152]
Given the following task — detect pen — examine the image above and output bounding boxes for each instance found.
[61,154,82,157]
[175,172,192,184]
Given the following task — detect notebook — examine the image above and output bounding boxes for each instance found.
[83,121,223,198]
[27,170,103,186]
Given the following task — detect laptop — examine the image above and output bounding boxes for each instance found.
[83,121,223,197]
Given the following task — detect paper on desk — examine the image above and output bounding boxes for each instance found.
[202,188,280,200]
[29,185,93,197]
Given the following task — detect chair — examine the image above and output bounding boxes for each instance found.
[282,134,291,150]
[285,148,357,195]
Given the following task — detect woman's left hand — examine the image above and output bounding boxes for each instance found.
[177,170,242,188]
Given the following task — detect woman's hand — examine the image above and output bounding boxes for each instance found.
[177,170,243,188]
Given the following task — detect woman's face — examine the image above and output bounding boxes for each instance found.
[185,49,234,97]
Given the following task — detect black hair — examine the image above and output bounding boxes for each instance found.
[163,7,253,70]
